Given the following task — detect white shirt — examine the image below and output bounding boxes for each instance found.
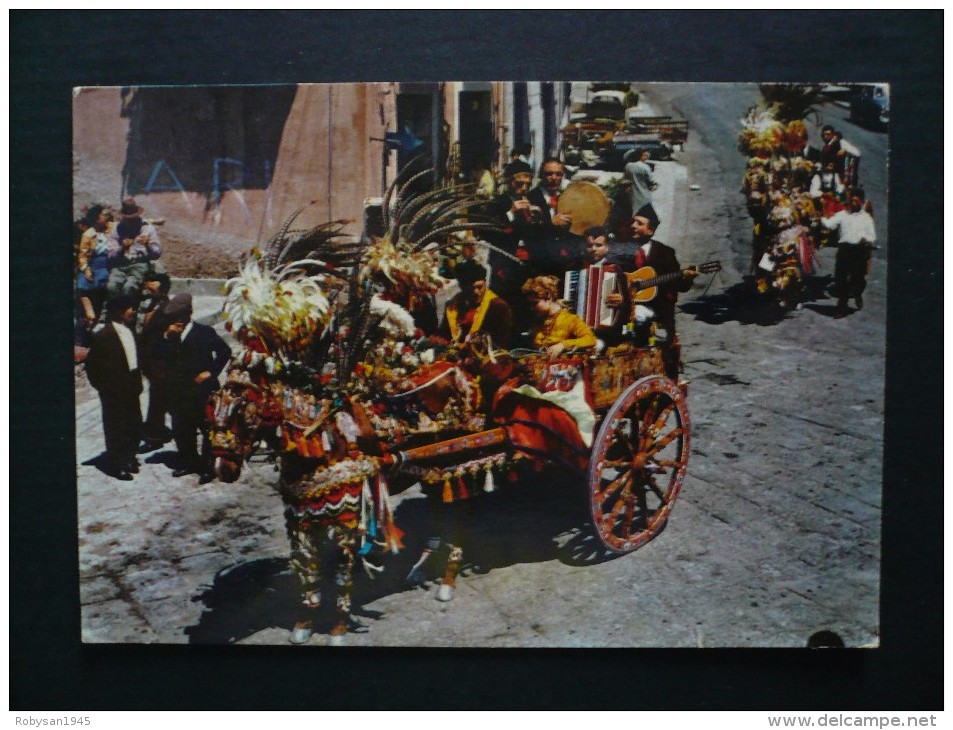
[181,320,195,342]
[822,209,876,245]
[839,138,862,158]
[541,188,561,223]
[113,321,138,371]
[809,172,844,198]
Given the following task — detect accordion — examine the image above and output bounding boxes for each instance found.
[563,265,622,329]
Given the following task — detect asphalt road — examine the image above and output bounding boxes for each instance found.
[76,83,888,648]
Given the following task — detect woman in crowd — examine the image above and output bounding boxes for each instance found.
[75,204,114,344]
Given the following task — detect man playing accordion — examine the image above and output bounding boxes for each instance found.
[560,226,631,347]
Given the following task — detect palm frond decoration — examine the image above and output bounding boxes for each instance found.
[264,207,359,271]
[226,154,513,385]
[757,83,825,124]
[381,149,432,229]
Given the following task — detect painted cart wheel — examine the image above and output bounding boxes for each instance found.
[587,374,690,553]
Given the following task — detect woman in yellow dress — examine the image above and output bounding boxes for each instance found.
[521,275,597,358]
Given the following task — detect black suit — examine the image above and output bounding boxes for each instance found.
[487,190,534,305]
[86,323,143,473]
[489,190,545,243]
[160,322,231,472]
[634,239,692,343]
[820,139,843,171]
[525,186,583,275]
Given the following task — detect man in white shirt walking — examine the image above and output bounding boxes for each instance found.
[822,190,876,314]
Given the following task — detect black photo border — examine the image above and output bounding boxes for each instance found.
[10,9,943,710]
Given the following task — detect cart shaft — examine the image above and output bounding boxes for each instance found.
[393,427,508,465]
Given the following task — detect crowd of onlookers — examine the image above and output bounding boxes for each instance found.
[74,197,165,350]
[76,197,232,484]
[77,157,701,485]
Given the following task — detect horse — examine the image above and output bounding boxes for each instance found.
[206,370,405,643]
[206,370,282,483]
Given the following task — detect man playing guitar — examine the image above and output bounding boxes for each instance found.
[606,204,699,346]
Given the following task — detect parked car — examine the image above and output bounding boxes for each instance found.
[849,84,889,127]
[605,131,674,170]
[559,120,619,168]
[625,113,690,148]
[588,82,640,108]
[587,90,628,123]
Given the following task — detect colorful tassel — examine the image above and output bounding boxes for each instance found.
[358,478,373,555]
[378,475,405,553]
[442,478,453,503]
[457,476,469,501]
[385,522,405,553]
[483,468,496,493]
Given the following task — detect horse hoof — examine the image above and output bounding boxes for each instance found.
[328,620,348,645]
[289,621,314,644]
[436,583,454,602]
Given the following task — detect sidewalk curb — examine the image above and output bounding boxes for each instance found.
[171,277,226,326]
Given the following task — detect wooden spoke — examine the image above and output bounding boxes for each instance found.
[637,401,658,439]
[603,490,629,525]
[650,403,677,433]
[597,470,631,507]
[644,474,669,503]
[632,472,650,527]
[644,427,684,457]
[620,496,637,535]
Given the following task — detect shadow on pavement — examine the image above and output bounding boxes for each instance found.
[185,558,302,644]
[184,467,621,643]
[82,450,187,480]
[396,467,625,574]
[81,452,115,477]
[143,449,182,470]
[681,274,836,327]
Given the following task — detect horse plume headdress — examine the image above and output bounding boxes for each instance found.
[224,154,509,381]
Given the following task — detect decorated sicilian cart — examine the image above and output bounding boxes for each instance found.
[204,164,691,642]
[738,86,826,310]
[376,341,690,555]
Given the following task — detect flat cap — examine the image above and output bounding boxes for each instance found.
[165,293,193,322]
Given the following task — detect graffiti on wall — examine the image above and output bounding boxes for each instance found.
[121,86,296,225]
[141,157,275,226]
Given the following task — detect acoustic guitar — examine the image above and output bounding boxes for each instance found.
[626,260,721,303]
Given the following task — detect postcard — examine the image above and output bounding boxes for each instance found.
[73,81,887,648]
